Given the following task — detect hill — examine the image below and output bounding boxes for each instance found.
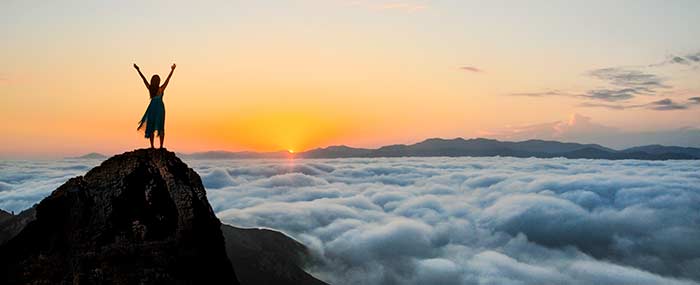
[345,138,699,159]
[183,138,699,160]
[67,152,108,159]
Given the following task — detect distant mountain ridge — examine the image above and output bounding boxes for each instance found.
[178,150,290,160]
[181,138,700,160]
[68,152,108,159]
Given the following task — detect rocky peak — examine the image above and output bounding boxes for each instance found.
[0,148,238,284]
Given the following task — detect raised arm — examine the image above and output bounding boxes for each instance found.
[133,64,149,89]
[160,64,176,90]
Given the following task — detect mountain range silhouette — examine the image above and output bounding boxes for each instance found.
[178,138,700,160]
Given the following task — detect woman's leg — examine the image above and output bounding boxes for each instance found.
[159,134,165,149]
[149,136,154,148]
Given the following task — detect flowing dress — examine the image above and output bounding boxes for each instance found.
[137,93,165,138]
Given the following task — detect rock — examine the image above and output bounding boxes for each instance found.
[0,208,35,245]
[221,224,328,285]
[0,209,11,223]
[0,149,238,284]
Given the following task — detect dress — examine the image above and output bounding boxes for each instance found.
[137,93,165,138]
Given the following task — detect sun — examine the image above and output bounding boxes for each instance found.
[288,149,295,154]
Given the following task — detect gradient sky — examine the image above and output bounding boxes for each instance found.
[2,0,700,158]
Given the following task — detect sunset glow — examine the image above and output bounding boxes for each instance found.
[2,1,699,158]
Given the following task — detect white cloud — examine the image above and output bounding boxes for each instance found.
[193,157,700,284]
[1,157,699,284]
[0,159,102,212]
[480,113,700,149]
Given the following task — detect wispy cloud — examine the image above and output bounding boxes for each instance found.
[507,53,700,110]
[512,87,699,111]
[459,66,482,73]
[580,97,700,111]
[509,67,670,102]
[648,98,689,110]
[508,90,572,98]
[650,51,700,67]
[582,67,669,101]
[587,67,668,89]
[581,88,642,102]
[578,102,631,110]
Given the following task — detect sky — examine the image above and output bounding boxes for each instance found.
[2,0,700,158]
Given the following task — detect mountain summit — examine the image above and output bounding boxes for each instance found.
[0,149,238,284]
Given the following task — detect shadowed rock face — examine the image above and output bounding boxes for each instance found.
[221,224,328,285]
[0,208,35,245]
[0,149,238,284]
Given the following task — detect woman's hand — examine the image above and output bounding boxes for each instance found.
[133,64,140,71]
[171,63,176,70]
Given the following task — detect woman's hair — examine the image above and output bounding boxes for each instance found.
[149,75,161,98]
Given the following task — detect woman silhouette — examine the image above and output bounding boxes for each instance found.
[134,63,176,149]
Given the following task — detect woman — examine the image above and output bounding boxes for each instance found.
[134,63,176,149]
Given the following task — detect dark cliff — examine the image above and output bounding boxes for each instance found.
[0,149,238,284]
[221,225,327,285]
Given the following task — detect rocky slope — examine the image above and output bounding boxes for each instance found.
[0,148,326,284]
[0,149,236,284]
[0,208,35,245]
[222,225,327,285]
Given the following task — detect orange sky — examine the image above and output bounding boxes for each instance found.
[2,1,699,158]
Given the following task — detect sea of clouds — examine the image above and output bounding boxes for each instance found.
[2,156,700,284]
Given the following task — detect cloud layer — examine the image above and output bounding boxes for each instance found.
[2,157,699,284]
[0,159,101,213]
[194,157,700,284]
